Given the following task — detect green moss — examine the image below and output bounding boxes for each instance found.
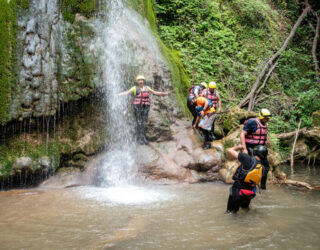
[0,137,62,177]
[16,0,29,9]
[60,0,97,23]
[131,0,190,115]
[60,24,97,100]
[0,0,19,125]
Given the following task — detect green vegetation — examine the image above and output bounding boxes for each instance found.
[0,137,62,177]
[0,1,17,124]
[60,0,97,23]
[131,0,190,115]
[154,0,320,132]
[0,0,29,125]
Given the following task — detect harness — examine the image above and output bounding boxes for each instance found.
[132,86,150,106]
[204,89,218,108]
[244,118,268,145]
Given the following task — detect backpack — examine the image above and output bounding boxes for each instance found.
[189,85,195,94]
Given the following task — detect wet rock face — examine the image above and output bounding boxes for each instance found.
[8,0,100,122]
[137,120,222,183]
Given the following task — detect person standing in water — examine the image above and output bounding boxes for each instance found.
[118,75,168,145]
[240,109,271,189]
[226,145,268,213]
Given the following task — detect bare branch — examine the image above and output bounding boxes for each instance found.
[311,10,320,82]
[239,6,311,110]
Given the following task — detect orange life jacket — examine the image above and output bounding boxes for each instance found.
[132,86,150,106]
[244,118,268,145]
[196,97,215,115]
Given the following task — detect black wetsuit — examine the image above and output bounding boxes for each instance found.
[227,153,268,213]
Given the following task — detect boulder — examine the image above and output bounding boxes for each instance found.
[312,111,320,128]
[12,157,35,173]
[222,106,256,133]
[304,128,320,145]
[293,139,309,159]
[138,120,222,183]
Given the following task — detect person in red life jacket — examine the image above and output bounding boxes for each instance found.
[202,81,221,112]
[226,145,268,214]
[187,82,207,127]
[240,109,272,189]
[190,96,216,150]
[118,75,168,145]
[202,81,221,140]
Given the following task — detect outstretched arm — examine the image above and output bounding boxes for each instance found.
[117,89,132,96]
[240,130,248,154]
[149,88,168,96]
[226,145,244,160]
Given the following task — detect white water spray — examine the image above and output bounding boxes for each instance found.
[91,0,168,203]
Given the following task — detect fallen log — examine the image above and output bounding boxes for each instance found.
[284,179,314,190]
[275,127,306,139]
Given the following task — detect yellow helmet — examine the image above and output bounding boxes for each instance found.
[208,81,216,89]
[136,75,145,83]
[200,82,207,88]
[259,109,272,119]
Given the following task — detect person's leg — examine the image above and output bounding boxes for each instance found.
[141,107,150,144]
[260,157,269,189]
[134,106,144,144]
[200,128,211,149]
[240,196,253,209]
[209,116,216,141]
[227,187,240,213]
[187,100,197,126]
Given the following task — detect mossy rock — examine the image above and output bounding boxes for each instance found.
[304,128,320,145]
[222,128,241,160]
[312,111,320,128]
[222,106,256,133]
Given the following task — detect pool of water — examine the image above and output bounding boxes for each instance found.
[281,164,320,188]
[0,178,320,249]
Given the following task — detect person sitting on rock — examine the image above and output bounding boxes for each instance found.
[226,145,268,214]
[118,75,168,145]
[187,82,207,127]
[190,96,216,150]
[240,109,271,189]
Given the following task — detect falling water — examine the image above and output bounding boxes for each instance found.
[93,0,166,193]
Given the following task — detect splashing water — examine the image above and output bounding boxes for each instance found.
[91,0,167,203]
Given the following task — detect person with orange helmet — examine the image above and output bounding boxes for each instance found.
[190,96,216,149]
[118,75,168,144]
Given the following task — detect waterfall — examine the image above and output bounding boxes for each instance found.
[94,0,166,187]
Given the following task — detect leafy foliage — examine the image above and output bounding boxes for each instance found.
[154,0,320,132]
[60,0,97,22]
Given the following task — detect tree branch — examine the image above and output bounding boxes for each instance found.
[239,5,311,110]
[290,119,302,172]
[311,10,320,82]
[275,127,306,139]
